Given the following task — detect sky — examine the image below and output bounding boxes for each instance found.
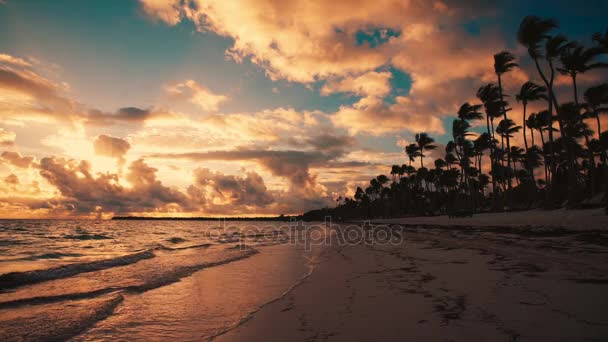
[0,0,606,218]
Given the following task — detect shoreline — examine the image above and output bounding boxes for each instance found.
[216,217,608,341]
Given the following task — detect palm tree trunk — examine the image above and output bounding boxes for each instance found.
[540,129,548,186]
[497,74,512,190]
[420,150,424,169]
[596,114,607,166]
[530,128,535,146]
[486,113,497,196]
[522,103,529,152]
[532,57,558,187]
[573,73,595,196]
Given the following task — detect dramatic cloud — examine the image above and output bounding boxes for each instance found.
[1,151,35,168]
[93,134,131,167]
[191,168,274,207]
[139,0,506,136]
[166,79,228,112]
[37,157,190,214]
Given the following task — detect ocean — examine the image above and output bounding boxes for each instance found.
[0,219,322,341]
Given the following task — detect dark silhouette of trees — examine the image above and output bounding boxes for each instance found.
[305,16,608,221]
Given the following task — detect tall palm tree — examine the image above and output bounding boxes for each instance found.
[477,84,503,195]
[558,44,607,105]
[494,51,518,189]
[415,133,437,169]
[517,16,558,87]
[558,44,607,194]
[526,113,539,146]
[517,17,562,181]
[584,83,608,141]
[584,84,608,168]
[516,81,548,153]
[405,143,420,166]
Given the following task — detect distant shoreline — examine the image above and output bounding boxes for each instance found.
[111,216,302,221]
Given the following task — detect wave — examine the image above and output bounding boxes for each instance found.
[22,252,84,260]
[125,247,258,293]
[155,243,213,251]
[0,250,155,290]
[62,232,112,240]
[0,293,124,342]
[0,245,257,309]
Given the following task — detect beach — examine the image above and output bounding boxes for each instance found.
[218,209,608,341]
[1,210,608,341]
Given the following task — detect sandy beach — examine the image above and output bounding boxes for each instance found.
[216,209,608,341]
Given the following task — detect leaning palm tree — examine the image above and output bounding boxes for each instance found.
[517,17,561,180]
[415,133,437,169]
[516,81,548,153]
[517,16,558,83]
[494,51,518,189]
[457,103,484,121]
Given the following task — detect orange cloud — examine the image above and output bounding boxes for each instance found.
[166,79,228,112]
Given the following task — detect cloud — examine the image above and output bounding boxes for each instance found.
[191,168,274,207]
[332,96,445,135]
[0,54,31,67]
[166,79,228,112]
[0,63,78,123]
[0,128,16,146]
[4,173,19,185]
[321,71,392,97]
[37,157,191,214]
[93,134,131,167]
[138,0,508,135]
[86,107,177,126]
[1,151,35,168]
[149,149,327,189]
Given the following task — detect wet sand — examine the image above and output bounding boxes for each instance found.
[217,216,608,341]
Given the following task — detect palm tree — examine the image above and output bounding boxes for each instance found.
[558,44,607,194]
[457,103,484,121]
[477,84,503,195]
[494,51,518,189]
[390,165,401,182]
[517,17,561,180]
[526,113,539,146]
[516,82,547,153]
[405,143,420,166]
[415,133,437,169]
[592,29,608,49]
[584,83,608,143]
[517,16,558,91]
[558,44,607,105]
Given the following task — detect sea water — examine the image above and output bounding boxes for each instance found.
[0,220,322,341]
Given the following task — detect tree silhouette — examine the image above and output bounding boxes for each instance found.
[415,133,437,169]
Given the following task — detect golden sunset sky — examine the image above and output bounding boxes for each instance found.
[0,0,606,218]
